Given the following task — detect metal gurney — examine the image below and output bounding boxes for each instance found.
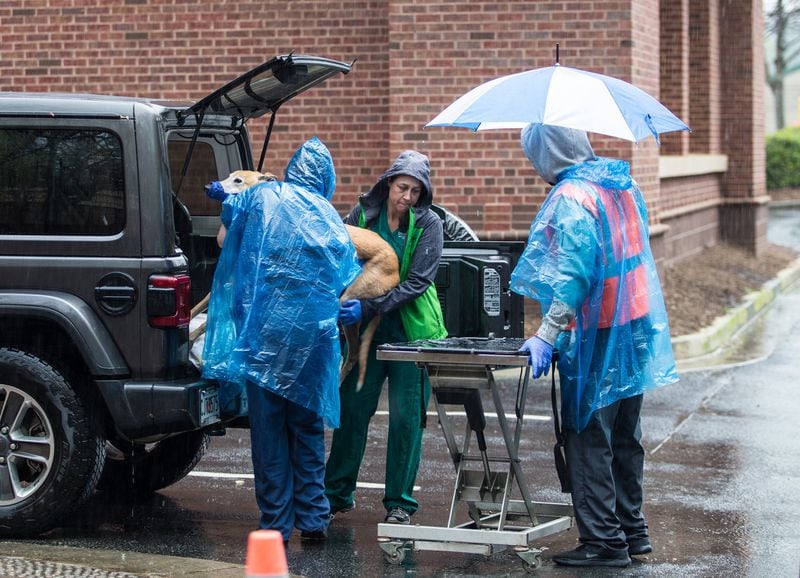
[375,337,573,572]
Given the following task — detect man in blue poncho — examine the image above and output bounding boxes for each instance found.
[510,124,678,568]
[202,137,361,544]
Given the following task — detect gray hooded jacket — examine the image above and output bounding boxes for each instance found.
[344,150,443,318]
[519,124,596,344]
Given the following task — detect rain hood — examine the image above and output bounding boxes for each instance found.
[511,125,677,431]
[521,123,596,185]
[358,150,434,221]
[202,136,360,426]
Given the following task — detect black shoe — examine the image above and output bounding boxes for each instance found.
[300,528,328,541]
[384,507,411,525]
[329,502,354,521]
[552,544,631,567]
[627,537,652,555]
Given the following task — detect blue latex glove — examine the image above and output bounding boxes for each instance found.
[519,335,554,378]
[205,181,229,202]
[338,299,362,326]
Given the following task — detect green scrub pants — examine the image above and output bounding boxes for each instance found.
[325,340,430,514]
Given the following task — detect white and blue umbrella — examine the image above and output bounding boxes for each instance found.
[425,65,690,143]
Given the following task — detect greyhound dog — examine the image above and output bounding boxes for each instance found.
[337,223,399,390]
[196,170,400,390]
[189,169,278,335]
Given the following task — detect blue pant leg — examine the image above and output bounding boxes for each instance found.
[246,381,294,540]
[287,399,330,533]
[565,400,628,551]
[611,394,648,541]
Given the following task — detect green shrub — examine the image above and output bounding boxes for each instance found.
[766,127,800,189]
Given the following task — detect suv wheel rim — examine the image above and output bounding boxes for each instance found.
[0,384,55,506]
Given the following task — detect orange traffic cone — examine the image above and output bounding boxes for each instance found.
[245,529,289,578]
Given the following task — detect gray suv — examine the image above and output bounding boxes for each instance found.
[0,54,353,535]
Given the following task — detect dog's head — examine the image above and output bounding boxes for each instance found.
[206,170,278,197]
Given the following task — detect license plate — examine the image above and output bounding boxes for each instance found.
[199,387,220,426]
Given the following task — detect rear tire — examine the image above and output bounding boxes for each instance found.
[100,430,209,499]
[0,348,105,537]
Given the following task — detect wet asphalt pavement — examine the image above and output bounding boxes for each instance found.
[2,206,800,577]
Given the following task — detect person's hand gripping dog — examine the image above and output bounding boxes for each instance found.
[338,299,362,326]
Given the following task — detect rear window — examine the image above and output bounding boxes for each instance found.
[0,128,125,236]
[168,138,223,217]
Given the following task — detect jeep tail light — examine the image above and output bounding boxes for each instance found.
[147,274,191,328]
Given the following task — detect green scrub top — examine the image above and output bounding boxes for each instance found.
[371,206,408,343]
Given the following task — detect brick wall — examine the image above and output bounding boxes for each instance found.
[720,0,765,201]
[391,1,666,239]
[686,0,721,155]
[768,187,800,203]
[660,174,723,215]
[0,0,764,256]
[659,175,723,263]
[628,0,664,226]
[0,0,391,215]
[659,0,690,156]
[719,0,767,254]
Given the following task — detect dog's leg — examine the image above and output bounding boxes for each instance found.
[340,322,361,386]
[189,319,207,347]
[355,315,381,392]
[187,292,212,348]
[338,226,399,388]
[339,315,382,391]
[191,292,211,318]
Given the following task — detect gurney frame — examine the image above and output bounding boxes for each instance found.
[375,340,573,573]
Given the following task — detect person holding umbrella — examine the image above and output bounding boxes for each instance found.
[325,150,447,525]
[510,124,678,567]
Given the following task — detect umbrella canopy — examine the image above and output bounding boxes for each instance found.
[425,65,690,143]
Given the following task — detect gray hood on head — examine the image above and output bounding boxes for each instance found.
[520,124,596,185]
[361,150,433,217]
[382,150,433,208]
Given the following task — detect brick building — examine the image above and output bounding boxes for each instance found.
[0,0,765,263]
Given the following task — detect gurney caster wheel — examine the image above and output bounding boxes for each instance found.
[515,547,543,573]
[379,539,407,565]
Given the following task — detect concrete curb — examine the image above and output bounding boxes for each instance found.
[671,257,800,361]
[0,541,245,578]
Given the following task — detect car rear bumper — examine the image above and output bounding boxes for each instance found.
[97,377,221,439]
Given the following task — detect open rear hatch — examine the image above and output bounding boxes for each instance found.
[175,54,352,185]
[179,54,352,123]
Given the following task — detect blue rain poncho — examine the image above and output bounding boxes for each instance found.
[511,124,678,432]
[202,137,361,427]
